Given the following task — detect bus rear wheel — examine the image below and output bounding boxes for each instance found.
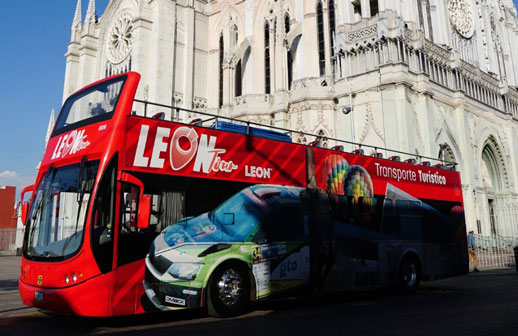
[207,262,250,317]
[398,256,421,293]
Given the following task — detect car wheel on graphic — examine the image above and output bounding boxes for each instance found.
[398,255,421,293]
[207,262,250,317]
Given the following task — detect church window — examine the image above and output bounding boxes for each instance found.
[351,0,361,19]
[285,13,293,90]
[274,18,278,43]
[284,13,290,34]
[219,34,224,108]
[235,60,242,97]
[317,1,325,76]
[317,129,329,148]
[265,21,271,94]
[329,0,336,74]
[370,0,379,16]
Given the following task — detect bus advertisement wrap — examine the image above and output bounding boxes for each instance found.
[19,72,467,318]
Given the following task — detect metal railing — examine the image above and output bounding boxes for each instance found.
[474,234,518,270]
[132,99,458,170]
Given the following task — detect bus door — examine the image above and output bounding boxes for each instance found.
[111,174,186,315]
[90,159,117,316]
[111,174,154,315]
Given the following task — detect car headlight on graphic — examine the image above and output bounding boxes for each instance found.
[167,263,202,281]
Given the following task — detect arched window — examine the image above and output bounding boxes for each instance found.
[235,60,242,97]
[329,0,336,73]
[481,143,503,192]
[317,129,329,148]
[265,21,271,94]
[219,34,224,107]
[317,2,325,76]
[438,143,455,164]
[370,0,379,16]
[285,13,293,89]
[284,13,290,34]
[481,141,505,236]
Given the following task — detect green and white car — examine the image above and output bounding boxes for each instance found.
[143,185,310,316]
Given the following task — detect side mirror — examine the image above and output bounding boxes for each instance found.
[21,201,29,225]
[138,195,151,229]
[20,185,35,226]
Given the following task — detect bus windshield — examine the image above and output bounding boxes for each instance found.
[53,77,125,135]
[24,160,99,261]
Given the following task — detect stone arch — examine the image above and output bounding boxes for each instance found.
[481,137,505,192]
[210,3,245,52]
[314,128,331,148]
[476,129,509,191]
[435,121,463,168]
[230,38,251,67]
[438,143,456,164]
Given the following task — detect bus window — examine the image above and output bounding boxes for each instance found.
[383,199,393,214]
[255,203,305,242]
[381,199,401,238]
[395,199,408,216]
[402,201,423,240]
[156,191,185,232]
[91,159,116,274]
[409,201,421,216]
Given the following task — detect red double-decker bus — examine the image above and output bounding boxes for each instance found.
[19,72,467,317]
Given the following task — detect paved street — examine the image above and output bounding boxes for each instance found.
[1,255,517,336]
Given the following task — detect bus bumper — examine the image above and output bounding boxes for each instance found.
[18,277,110,317]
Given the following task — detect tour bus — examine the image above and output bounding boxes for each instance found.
[19,72,468,317]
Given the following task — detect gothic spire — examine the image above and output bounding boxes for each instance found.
[85,0,97,24]
[72,0,82,27]
[71,0,82,42]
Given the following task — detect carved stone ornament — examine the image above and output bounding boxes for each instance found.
[106,12,133,64]
[448,0,475,39]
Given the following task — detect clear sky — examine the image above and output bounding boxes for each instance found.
[1,1,518,198]
[0,0,109,197]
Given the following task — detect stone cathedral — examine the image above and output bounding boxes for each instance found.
[63,0,518,241]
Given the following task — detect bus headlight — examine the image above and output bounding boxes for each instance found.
[167,263,202,281]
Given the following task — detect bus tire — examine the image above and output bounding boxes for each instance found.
[207,261,250,317]
[398,255,421,293]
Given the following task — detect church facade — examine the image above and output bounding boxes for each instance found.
[63,0,518,243]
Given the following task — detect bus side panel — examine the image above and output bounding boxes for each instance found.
[19,273,112,317]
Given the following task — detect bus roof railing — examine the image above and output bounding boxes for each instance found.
[132,99,457,171]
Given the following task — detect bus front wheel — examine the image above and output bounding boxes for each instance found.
[207,262,250,317]
[398,256,421,293]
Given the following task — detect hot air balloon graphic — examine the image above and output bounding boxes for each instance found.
[322,154,349,195]
[343,165,374,199]
[343,165,376,227]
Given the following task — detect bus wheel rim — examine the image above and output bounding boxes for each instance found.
[216,268,242,306]
[403,262,417,287]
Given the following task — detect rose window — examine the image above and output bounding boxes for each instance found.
[107,13,133,64]
[448,0,475,39]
